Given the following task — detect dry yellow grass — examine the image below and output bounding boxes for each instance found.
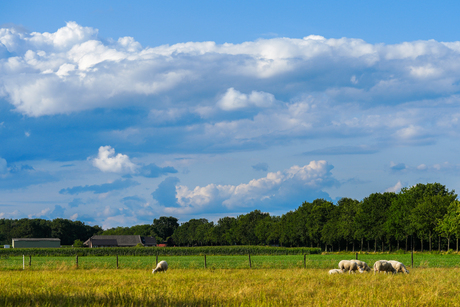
[0,268,459,306]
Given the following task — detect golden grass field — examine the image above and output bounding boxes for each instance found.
[1,267,460,306]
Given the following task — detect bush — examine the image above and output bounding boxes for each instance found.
[73,240,84,248]
[0,246,321,257]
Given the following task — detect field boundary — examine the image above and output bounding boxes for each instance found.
[0,246,321,256]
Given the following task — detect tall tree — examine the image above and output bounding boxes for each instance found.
[234,210,270,245]
[215,217,237,245]
[153,216,179,241]
[307,199,335,249]
[279,211,299,247]
[436,200,460,251]
[406,183,457,251]
[411,194,453,251]
[254,215,280,245]
[358,192,396,252]
[336,198,360,252]
[322,205,341,251]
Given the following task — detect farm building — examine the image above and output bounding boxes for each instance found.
[12,238,61,248]
[84,235,157,248]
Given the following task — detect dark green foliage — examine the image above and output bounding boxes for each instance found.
[152,216,179,241]
[102,224,154,236]
[73,239,84,248]
[0,218,102,246]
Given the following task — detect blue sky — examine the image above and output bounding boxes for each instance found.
[1,1,460,228]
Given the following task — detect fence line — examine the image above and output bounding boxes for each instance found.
[9,252,453,271]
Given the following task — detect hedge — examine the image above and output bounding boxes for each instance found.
[0,246,321,257]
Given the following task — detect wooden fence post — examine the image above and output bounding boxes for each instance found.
[156,254,158,266]
[411,251,414,269]
[204,255,207,268]
[76,255,78,268]
[23,255,25,270]
[29,255,31,267]
[249,254,252,268]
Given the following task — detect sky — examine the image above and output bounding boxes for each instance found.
[1,0,460,229]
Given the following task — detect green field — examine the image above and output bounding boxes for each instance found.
[1,252,459,270]
[0,253,459,306]
[1,267,459,306]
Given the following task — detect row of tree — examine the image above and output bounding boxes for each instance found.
[1,183,459,251]
[0,216,179,246]
[169,183,460,252]
[0,218,103,245]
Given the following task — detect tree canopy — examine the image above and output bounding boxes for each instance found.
[1,182,459,251]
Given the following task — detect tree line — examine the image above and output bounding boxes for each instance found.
[1,182,459,251]
[170,182,460,252]
[0,218,103,246]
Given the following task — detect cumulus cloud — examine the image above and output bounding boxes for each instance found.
[158,161,337,215]
[217,88,276,111]
[92,146,137,173]
[386,181,403,193]
[90,146,177,177]
[1,22,460,156]
[2,22,460,119]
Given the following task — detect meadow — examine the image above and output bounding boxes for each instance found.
[1,252,459,270]
[1,267,460,306]
[1,253,459,306]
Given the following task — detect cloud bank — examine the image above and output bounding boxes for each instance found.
[2,22,460,227]
[2,22,460,119]
[155,161,337,215]
[2,22,460,161]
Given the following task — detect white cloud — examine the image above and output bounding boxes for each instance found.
[165,161,336,215]
[217,87,275,111]
[28,207,51,219]
[385,181,403,193]
[3,22,460,118]
[92,146,137,173]
[417,164,427,170]
[394,125,425,140]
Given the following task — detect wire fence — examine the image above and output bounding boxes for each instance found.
[1,252,458,271]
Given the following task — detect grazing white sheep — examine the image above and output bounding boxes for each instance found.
[328,269,344,274]
[152,260,168,273]
[388,260,410,274]
[350,260,372,272]
[373,260,396,274]
[338,260,361,274]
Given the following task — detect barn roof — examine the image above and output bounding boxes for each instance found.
[84,235,156,247]
[12,238,60,241]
